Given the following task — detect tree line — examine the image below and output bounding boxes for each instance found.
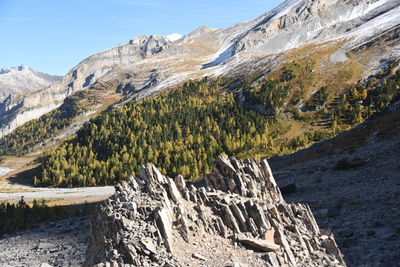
[36,78,279,187]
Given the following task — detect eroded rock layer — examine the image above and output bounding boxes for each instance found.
[85,156,345,266]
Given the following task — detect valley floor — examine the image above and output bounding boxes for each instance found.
[0,156,114,205]
[0,185,115,205]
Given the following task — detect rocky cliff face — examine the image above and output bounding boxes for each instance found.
[0,66,62,137]
[85,156,345,266]
[232,0,400,55]
[2,0,399,138]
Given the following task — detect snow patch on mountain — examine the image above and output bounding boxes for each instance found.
[165,33,183,42]
[346,4,400,48]
[203,43,235,68]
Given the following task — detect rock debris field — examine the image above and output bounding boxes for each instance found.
[0,216,89,266]
[271,124,400,266]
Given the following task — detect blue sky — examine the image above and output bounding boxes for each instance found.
[0,0,283,75]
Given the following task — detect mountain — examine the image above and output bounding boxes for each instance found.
[0,65,60,101]
[1,0,399,138]
[0,1,399,265]
[0,65,61,137]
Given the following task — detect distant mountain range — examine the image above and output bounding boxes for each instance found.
[0,0,399,137]
[0,65,61,101]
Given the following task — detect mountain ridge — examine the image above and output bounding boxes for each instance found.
[0,65,61,101]
[0,0,399,138]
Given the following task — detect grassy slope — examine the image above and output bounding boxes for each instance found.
[270,104,400,169]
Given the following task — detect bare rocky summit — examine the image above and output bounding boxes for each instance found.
[85,156,345,266]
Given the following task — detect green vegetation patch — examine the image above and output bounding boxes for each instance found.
[36,79,276,187]
[331,62,400,129]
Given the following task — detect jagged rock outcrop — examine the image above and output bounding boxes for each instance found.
[85,156,345,266]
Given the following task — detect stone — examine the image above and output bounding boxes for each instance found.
[192,253,207,261]
[245,201,270,231]
[248,218,259,237]
[264,252,280,267]
[155,207,173,252]
[274,227,296,266]
[237,236,280,252]
[197,187,209,204]
[264,228,275,244]
[222,205,241,233]
[230,202,248,232]
[151,164,167,184]
[174,175,186,191]
[217,155,237,176]
[140,238,157,255]
[228,178,237,192]
[321,235,345,265]
[121,217,135,230]
[167,178,182,203]
[261,159,277,187]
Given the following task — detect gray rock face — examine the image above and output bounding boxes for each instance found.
[85,157,345,266]
[129,35,171,58]
[232,0,400,55]
[0,65,61,136]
